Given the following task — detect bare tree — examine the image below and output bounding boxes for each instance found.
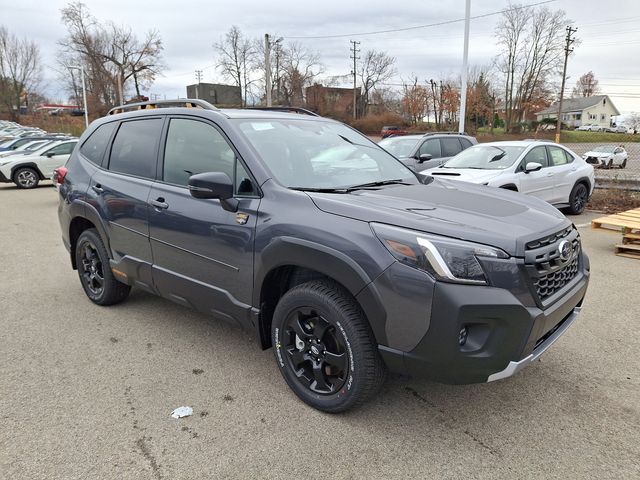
[495,2,569,131]
[572,71,600,97]
[0,26,42,121]
[214,26,257,107]
[59,2,164,113]
[401,76,430,125]
[358,50,395,116]
[279,42,324,106]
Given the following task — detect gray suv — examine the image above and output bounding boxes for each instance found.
[379,132,477,171]
[55,100,589,412]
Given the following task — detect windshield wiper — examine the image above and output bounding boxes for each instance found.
[488,146,507,162]
[345,179,410,191]
[289,186,348,193]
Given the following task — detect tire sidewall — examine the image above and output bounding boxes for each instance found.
[569,183,588,214]
[272,286,365,412]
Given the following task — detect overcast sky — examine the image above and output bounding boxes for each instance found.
[3,0,640,114]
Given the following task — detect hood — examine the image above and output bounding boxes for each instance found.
[422,167,504,184]
[307,178,569,256]
[583,150,612,158]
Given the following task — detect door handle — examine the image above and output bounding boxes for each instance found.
[150,198,169,210]
[546,173,554,177]
[91,184,104,194]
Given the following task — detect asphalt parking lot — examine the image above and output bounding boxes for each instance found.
[1,182,638,479]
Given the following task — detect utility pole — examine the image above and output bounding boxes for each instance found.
[555,26,577,143]
[430,79,438,128]
[265,34,272,107]
[458,0,471,133]
[195,70,203,99]
[350,40,360,120]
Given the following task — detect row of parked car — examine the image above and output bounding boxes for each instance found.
[378,132,597,215]
[0,120,78,189]
[575,124,631,133]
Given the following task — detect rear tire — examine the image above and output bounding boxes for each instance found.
[272,280,385,413]
[621,158,627,169]
[567,182,589,215]
[75,228,131,306]
[13,167,39,189]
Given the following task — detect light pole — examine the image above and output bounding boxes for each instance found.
[69,65,89,129]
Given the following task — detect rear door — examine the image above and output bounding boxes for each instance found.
[439,137,464,164]
[88,117,163,289]
[148,116,260,328]
[546,145,576,204]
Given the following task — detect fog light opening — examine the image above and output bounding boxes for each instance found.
[458,326,468,346]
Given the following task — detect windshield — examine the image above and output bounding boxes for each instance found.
[234,119,417,189]
[378,137,420,157]
[444,145,525,170]
[22,141,50,152]
[592,145,616,153]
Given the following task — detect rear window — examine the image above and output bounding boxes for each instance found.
[108,119,163,179]
[80,122,117,165]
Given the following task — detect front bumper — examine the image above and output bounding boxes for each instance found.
[374,256,589,384]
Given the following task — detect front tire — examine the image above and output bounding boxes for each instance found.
[13,167,39,189]
[75,228,131,306]
[272,280,385,413]
[621,158,627,169]
[567,182,589,215]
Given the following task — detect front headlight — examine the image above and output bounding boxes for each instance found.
[371,223,509,285]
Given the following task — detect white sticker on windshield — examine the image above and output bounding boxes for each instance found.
[251,122,274,131]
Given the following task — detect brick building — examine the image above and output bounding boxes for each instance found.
[305,84,360,120]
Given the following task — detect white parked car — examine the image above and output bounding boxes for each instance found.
[582,145,628,168]
[575,124,604,132]
[422,141,595,215]
[605,125,629,134]
[0,140,78,189]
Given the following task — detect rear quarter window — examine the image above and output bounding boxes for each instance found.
[79,122,117,165]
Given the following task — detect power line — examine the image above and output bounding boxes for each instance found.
[283,0,557,39]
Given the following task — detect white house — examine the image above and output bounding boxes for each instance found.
[536,95,620,128]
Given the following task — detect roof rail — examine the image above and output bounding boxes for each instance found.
[107,99,219,115]
[423,131,469,136]
[244,106,319,117]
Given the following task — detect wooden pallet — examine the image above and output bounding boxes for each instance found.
[591,208,640,233]
[614,243,640,259]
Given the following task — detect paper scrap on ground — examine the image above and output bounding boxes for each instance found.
[170,406,193,419]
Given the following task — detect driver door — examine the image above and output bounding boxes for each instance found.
[517,146,555,202]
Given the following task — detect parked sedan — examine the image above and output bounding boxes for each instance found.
[582,145,628,168]
[379,133,477,171]
[606,125,629,134]
[380,125,408,138]
[422,140,595,214]
[576,124,604,132]
[0,140,78,188]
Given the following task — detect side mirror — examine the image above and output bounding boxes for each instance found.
[46,152,55,157]
[188,172,238,212]
[417,153,433,163]
[524,162,542,173]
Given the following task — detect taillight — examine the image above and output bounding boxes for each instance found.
[54,166,68,185]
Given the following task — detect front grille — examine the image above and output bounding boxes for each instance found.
[524,226,581,304]
[534,255,579,301]
[525,226,572,250]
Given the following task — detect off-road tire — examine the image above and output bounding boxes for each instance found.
[272,280,385,413]
[75,228,131,306]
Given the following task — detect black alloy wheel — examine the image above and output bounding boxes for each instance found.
[282,307,348,394]
[74,229,131,305]
[568,183,588,215]
[78,239,105,297]
[272,280,385,413]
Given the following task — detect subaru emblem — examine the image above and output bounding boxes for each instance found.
[558,240,572,261]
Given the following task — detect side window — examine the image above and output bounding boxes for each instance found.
[44,142,77,156]
[460,137,473,149]
[441,137,463,157]
[419,138,441,157]
[235,161,257,196]
[108,119,163,179]
[547,146,570,166]
[80,122,117,165]
[163,118,235,187]
[522,146,549,169]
